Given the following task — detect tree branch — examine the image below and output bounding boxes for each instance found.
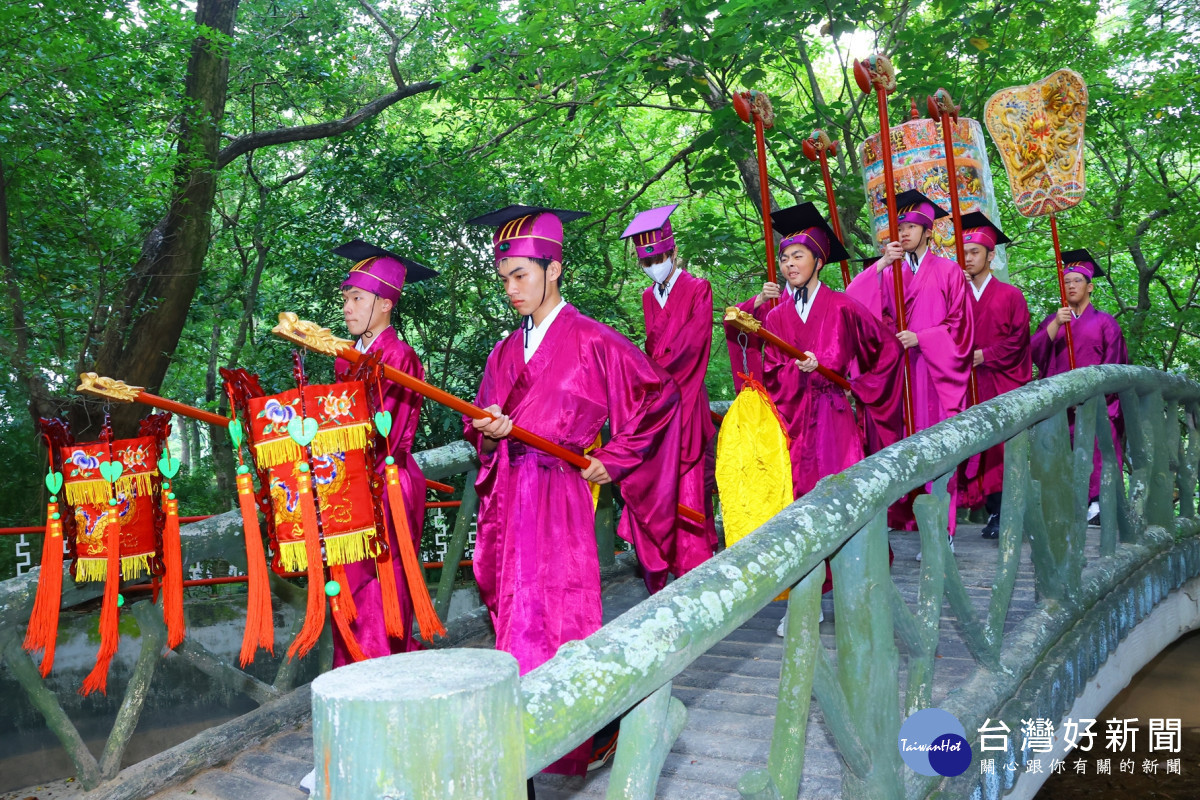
[216,78,450,167]
[581,137,704,232]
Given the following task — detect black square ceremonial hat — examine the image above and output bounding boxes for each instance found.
[465,205,590,263]
[959,211,1012,248]
[1061,248,1105,279]
[769,201,850,265]
[893,189,949,228]
[333,240,438,282]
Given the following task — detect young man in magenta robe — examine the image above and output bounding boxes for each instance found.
[760,204,902,634]
[955,213,1031,538]
[331,241,437,665]
[464,205,681,777]
[621,205,716,577]
[1031,250,1128,520]
[846,189,973,549]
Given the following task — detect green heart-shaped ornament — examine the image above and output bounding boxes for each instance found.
[228,418,244,449]
[99,461,124,484]
[157,455,181,479]
[373,410,393,438]
[287,416,319,446]
[45,470,63,495]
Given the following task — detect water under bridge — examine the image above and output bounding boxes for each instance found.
[2,364,1199,800]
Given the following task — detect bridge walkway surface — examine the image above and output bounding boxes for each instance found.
[145,520,1040,800]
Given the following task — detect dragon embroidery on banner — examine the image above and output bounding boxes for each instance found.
[985,69,1088,217]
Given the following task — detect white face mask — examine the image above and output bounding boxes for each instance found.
[642,257,674,285]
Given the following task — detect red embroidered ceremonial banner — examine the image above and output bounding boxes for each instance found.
[61,436,160,582]
[246,382,375,570]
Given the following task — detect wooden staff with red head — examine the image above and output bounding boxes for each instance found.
[802,130,852,288]
[927,88,981,410]
[732,90,779,308]
[853,53,915,437]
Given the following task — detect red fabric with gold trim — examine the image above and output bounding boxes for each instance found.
[246,382,375,571]
[61,437,160,583]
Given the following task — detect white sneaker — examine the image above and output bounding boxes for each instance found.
[916,535,954,562]
[776,608,824,637]
[1087,501,1101,525]
[300,769,315,794]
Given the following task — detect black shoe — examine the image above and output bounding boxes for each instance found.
[588,727,619,771]
[981,513,999,539]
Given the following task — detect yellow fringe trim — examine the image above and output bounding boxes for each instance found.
[311,424,369,457]
[277,528,375,572]
[323,527,374,566]
[121,554,152,581]
[66,480,111,506]
[253,438,304,469]
[277,540,308,573]
[116,473,155,497]
[74,557,110,583]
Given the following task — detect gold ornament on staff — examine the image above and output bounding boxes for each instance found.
[77,372,144,402]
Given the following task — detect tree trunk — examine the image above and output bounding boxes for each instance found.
[180,417,193,470]
[73,0,240,440]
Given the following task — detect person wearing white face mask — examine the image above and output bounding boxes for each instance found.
[621,205,718,578]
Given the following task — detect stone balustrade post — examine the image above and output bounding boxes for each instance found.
[312,649,526,799]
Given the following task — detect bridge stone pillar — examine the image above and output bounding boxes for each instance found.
[311,649,527,799]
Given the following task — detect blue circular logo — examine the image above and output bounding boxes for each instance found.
[898,708,972,777]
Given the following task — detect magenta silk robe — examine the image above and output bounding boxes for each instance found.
[959,279,1032,507]
[642,272,717,577]
[762,287,902,590]
[846,251,973,534]
[762,287,903,498]
[332,325,426,666]
[1031,303,1129,501]
[465,305,680,775]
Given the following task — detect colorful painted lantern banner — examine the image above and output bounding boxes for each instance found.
[984,69,1087,218]
[859,117,1007,274]
[246,382,375,570]
[61,436,159,582]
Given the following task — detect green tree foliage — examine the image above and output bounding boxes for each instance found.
[0,0,1193,531]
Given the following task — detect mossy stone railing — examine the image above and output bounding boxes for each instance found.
[311,365,1200,800]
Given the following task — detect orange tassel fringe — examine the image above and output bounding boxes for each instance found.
[329,564,356,622]
[330,596,367,662]
[236,472,273,666]
[375,546,407,640]
[286,468,326,660]
[385,464,445,640]
[79,507,122,696]
[23,502,64,676]
[161,497,185,649]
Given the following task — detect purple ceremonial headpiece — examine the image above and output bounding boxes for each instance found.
[894,189,949,230]
[343,257,406,302]
[959,211,1011,253]
[779,228,831,262]
[621,205,679,259]
[466,205,590,265]
[333,240,437,302]
[1061,248,1104,280]
[769,202,849,266]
